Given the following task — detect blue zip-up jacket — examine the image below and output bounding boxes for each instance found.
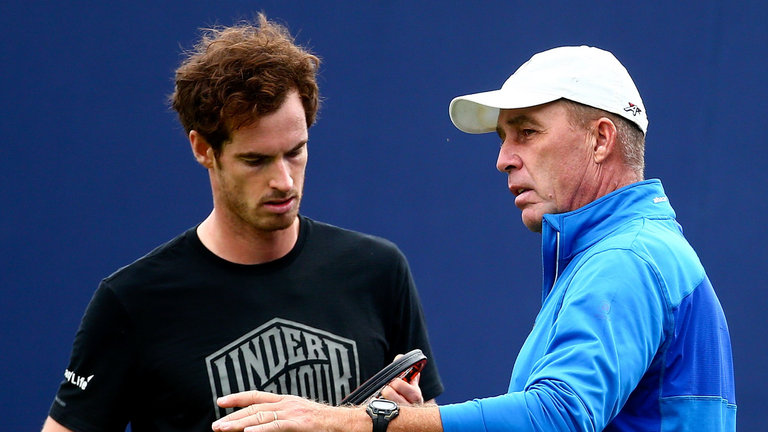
[439,180,736,431]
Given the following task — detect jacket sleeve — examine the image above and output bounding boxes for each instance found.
[440,249,666,431]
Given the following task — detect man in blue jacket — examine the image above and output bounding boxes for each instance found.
[210,46,737,432]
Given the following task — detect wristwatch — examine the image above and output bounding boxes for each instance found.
[366,398,399,432]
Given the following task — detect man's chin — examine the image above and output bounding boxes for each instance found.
[521,212,544,233]
[256,212,299,232]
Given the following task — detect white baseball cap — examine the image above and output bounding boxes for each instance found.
[449,45,648,135]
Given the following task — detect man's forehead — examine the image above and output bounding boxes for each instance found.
[499,111,536,125]
[497,102,568,128]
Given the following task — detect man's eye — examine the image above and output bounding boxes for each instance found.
[244,158,266,166]
[522,129,536,136]
[287,146,306,159]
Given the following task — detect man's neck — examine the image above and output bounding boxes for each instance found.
[196,211,300,265]
[580,161,643,207]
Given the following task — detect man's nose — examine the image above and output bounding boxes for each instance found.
[496,142,522,173]
[269,158,294,191]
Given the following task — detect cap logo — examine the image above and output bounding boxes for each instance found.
[624,102,642,116]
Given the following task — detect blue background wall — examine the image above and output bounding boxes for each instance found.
[2,1,766,430]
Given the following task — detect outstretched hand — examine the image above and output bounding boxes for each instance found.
[212,391,351,432]
[211,354,430,431]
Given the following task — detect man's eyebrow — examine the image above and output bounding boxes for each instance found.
[504,114,537,127]
[236,151,269,159]
[288,140,308,152]
[236,140,308,159]
[497,114,537,137]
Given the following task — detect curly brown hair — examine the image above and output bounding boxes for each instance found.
[170,13,320,155]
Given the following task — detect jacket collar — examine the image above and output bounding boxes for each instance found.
[539,179,675,300]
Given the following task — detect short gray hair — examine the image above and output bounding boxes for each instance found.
[560,99,645,178]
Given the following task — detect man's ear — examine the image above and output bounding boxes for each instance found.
[189,130,215,169]
[593,117,618,164]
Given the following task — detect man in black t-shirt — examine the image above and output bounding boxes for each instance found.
[42,13,442,432]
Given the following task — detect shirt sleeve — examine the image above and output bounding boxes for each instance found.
[440,249,666,431]
[388,247,444,401]
[48,281,138,432]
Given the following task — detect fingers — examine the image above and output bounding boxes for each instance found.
[212,394,331,432]
[213,392,288,432]
[212,407,281,432]
[379,384,409,404]
[215,403,273,423]
[217,390,283,408]
[379,373,424,405]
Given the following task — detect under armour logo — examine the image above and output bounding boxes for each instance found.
[624,102,642,116]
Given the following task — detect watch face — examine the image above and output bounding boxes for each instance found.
[370,399,398,411]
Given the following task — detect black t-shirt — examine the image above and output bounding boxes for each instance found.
[49,216,442,432]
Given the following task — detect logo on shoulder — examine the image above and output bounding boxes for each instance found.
[624,102,642,116]
[653,196,668,204]
[64,369,94,390]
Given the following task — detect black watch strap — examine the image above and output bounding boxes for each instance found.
[366,399,399,432]
[371,414,391,432]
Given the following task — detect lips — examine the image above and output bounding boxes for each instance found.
[262,196,296,214]
[508,182,532,197]
[509,185,534,208]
